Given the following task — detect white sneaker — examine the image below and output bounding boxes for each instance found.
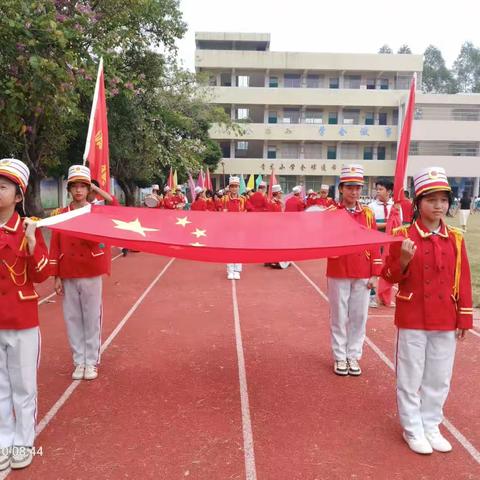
[72,364,85,380]
[347,359,362,376]
[334,360,349,376]
[369,297,379,308]
[402,432,433,455]
[0,447,11,471]
[234,271,240,280]
[227,272,234,280]
[10,446,33,469]
[426,431,452,452]
[84,365,98,380]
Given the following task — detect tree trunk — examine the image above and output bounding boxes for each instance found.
[117,178,136,206]
[25,170,45,217]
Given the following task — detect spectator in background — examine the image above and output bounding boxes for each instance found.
[459,191,472,231]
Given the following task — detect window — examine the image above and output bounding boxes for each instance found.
[343,109,360,125]
[305,109,323,124]
[283,108,301,124]
[380,78,389,90]
[342,143,359,159]
[284,74,301,88]
[392,109,399,125]
[267,146,277,159]
[236,141,248,157]
[269,76,278,88]
[377,146,386,160]
[365,112,374,125]
[220,73,231,87]
[366,78,376,90]
[208,75,217,86]
[237,75,249,87]
[379,112,388,125]
[281,143,300,159]
[304,143,323,159]
[345,75,361,89]
[268,111,278,124]
[237,108,249,121]
[328,112,338,125]
[327,146,336,160]
[396,75,411,90]
[329,77,339,89]
[363,146,373,160]
[306,74,320,88]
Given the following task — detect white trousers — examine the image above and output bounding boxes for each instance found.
[0,327,40,448]
[63,276,103,367]
[396,329,456,437]
[226,264,242,274]
[459,209,470,227]
[327,277,370,361]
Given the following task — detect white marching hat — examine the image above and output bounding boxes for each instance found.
[320,184,330,191]
[0,158,30,193]
[68,165,91,185]
[152,184,160,190]
[164,186,171,193]
[194,186,204,194]
[307,189,315,195]
[292,186,302,194]
[258,181,267,188]
[272,184,282,193]
[229,176,240,186]
[413,166,451,197]
[339,164,364,185]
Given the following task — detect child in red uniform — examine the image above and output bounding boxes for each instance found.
[285,186,305,212]
[0,159,50,470]
[190,187,208,211]
[50,165,109,381]
[267,185,283,212]
[382,166,473,455]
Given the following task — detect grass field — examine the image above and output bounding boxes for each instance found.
[447,211,480,307]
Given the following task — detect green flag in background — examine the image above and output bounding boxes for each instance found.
[239,174,247,194]
[255,174,263,189]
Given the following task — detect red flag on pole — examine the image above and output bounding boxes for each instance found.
[83,57,110,193]
[197,169,205,189]
[378,74,416,305]
[267,168,277,201]
[167,166,174,189]
[205,167,213,190]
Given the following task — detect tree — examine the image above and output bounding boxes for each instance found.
[453,41,480,92]
[378,45,393,54]
[422,45,458,93]
[0,0,187,215]
[397,45,412,54]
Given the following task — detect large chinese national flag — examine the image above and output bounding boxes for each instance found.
[83,57,110,192]
[38,206,402,263]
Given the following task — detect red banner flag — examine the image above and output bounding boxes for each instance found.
[83,58,110,193]
[378,74,416,305]
[205,167,213,190]
[197,169,205,189]
[40,205,401,263]
[167,166,174,189]
[267,168,277,201]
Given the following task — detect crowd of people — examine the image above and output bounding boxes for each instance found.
[0,157,474,470]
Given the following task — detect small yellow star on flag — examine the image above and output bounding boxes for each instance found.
[190,242,205,247]
[191,228,207,238]
[112,218,158,237]
[176,216,191,227]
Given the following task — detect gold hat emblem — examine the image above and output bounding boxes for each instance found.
[0,160,11,166]
[350,167,356,172]
[428,170,439,179]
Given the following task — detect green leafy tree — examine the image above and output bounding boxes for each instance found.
[378,45,393,54]
[397,44,412,54]
[422,45,458,93]
[453,41,480,92]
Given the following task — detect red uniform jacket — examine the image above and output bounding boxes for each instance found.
[316,197,336,209]
[285,195,305,212]
[326,204,382,278]
[267,199,283,212]
[190,198,208,211]
[306,195,317,208]
[163,195,177,209]
[249,192,268,212]
[49,205,110,278]
[222,195,246,212]
[0,212,50,330]
[382,220,473,331]
[399,198,413,224]
[206,198,217,212]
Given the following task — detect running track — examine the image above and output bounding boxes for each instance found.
[3,253,480,479]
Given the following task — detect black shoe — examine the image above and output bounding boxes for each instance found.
[121,248,128,256]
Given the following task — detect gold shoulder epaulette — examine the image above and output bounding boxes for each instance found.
[392,225,409,237]
[447,224,464,237]
[49,208,61,217]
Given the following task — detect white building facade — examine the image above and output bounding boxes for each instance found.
[196,32,480,198]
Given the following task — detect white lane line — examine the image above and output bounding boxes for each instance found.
[292,262,480,466]
[38,252,124,306]
[0,257,175,480]
[231,280,257,480]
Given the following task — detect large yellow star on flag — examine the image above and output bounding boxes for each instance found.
[176,216,191,227]
[191,228,207,238]
[112,218,158,237]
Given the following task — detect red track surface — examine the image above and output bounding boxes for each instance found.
[4,254,480,479]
